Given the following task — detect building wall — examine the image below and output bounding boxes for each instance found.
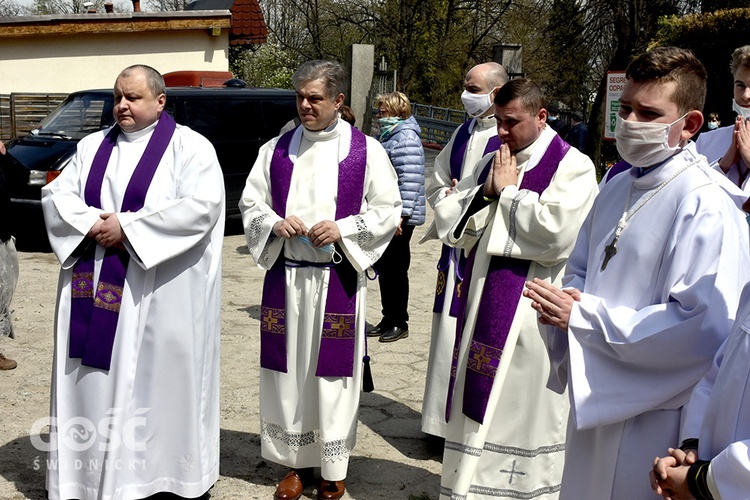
[0,30,229,94]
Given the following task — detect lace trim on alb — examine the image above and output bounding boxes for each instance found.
[260,420,353,462]
[246,212,270,251]
[322,437,351,462]
[354,215,378,262]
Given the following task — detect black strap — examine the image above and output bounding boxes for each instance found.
[687,460,714,500]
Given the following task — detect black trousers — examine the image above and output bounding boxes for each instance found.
[373,223,415,329]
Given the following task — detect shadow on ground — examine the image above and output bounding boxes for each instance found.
[219,428,440,500]
[359,391,443,462]
[1,402,440,499]
[0,432,47,499]
[0,433,212,499]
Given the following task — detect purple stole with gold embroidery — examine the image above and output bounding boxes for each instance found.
[260,125,367,378]
[433,120,501,314]
[69,112,176,371]
[445,134,569,424]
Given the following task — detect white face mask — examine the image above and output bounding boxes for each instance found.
[461,89,494,118]
[614,113,687,167]
[733,99,750,120]
[707,121,719,130]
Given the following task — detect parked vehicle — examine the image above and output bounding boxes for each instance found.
[1,80,297,244]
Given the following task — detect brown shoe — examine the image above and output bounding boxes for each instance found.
[0,353,17,370]
[275,469,312,500]
[317,479,345,500]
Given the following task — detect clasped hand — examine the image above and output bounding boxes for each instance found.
[483,143,518,197]
[719,116,750,173]
[87,213,125,248]
[523,278,580,330]
[649,447,699,500]
[273,215,340,247]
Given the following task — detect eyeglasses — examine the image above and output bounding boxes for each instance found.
[376,108,388,117]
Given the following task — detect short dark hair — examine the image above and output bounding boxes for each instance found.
[339,105,356,126]
[493,78,546,115]
[292,60,348,100]
[625,46,707,115]
[118,64,165,98]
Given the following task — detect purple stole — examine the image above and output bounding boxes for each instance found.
[445,134,570,424]
[69,112,176,370]
[260,125,367,378]
[433,120,501,315]
[605,160,631,183]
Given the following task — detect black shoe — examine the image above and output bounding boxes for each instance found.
[367,321,386,337]
[379,326,409,342]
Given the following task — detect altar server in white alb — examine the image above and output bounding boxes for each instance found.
[651,282,750,500]
[433,78,598,499]
[41,64,224,500]
[525,46,750,500]
[239,60,401,500]
[696,45,750,191]
[420,61,509,438]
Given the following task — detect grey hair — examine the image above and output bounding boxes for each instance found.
[292,60,348,100]
[117,64,166,97]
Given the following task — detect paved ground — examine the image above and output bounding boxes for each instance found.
[0,149,447,499]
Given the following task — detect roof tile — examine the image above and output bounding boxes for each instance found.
[229,0,267,45]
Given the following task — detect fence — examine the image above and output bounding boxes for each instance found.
[0,96,9,142]
[412,103,469,146]
[0,93,68,141]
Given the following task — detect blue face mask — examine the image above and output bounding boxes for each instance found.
[707,121,719,130]
[298,235,342,264]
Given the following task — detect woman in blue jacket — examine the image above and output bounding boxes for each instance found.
[368,92,426,342]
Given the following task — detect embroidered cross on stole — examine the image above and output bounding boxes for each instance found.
[445,134,570,425]
[260,125,367,378]
[69,112,177,370]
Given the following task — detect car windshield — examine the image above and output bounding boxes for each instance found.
[30,93,114,140]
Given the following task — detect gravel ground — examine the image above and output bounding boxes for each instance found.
[0,149,445,500]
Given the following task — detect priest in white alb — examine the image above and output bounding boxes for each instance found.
[238,60,401,500]
[420,61,509,439]
[433,78,598,499]
[525,47,750,500]
[41,65,224,500]
[651,282,750,499]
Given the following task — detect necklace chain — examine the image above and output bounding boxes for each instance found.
[614,159,700,236]
[601,158,700,271]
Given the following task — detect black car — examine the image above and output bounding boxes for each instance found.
[1,84,298,243]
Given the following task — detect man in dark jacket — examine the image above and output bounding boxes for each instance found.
[565,111,588,153]
[547,104,570,138]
